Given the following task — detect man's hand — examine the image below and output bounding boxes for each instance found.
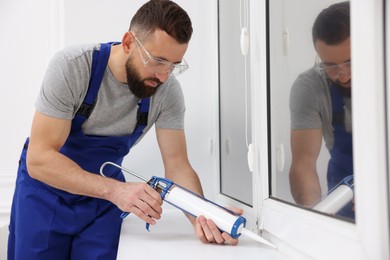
[193,207,244,245]
[110,182,163,225]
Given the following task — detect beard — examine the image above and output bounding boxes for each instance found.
[335,80,351,98]
[125,58,162,98]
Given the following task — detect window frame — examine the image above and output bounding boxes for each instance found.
[215,1,389,257]
[249,0,390,258]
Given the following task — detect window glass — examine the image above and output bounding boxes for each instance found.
[268,0,354,222]
[218,0,253,206]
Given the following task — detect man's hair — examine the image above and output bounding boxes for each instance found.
[312,1,350,45]
[129,0,193,44]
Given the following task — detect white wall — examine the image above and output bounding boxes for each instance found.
[0,0,218,222]
[0,0,59,221]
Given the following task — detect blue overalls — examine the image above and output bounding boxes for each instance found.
[8,43,150,259]
[327,85,354,219]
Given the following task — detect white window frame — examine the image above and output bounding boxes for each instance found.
[248,0,390,259]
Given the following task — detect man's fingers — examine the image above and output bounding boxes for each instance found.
[198,216,214,242]
[134,185,163,220]
[221,232,239,246]
[134,195,162,220]
[119,183,163,224]
[144,184,164,204]
[195,217,209,243]
[195,215,241,245]
[130,206,157,225]
[206,219,224,244]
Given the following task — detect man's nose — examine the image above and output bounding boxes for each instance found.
[338,72,351,84]
[154,72,169,83]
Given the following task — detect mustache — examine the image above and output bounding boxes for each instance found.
[336,78,351,86]
[143,77,162,86]
[127,77,163,98]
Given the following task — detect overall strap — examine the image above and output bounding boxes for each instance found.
[71,43,113,131]
[328,84,353,186]
[330,85,345,126]
[129,97,150,147]
[70,42,150,143]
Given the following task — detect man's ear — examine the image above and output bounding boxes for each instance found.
[122,31,135,54]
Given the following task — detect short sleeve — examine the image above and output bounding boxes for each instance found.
[154,78,186,130]
[35,46,92,120]
[289,70,324,130]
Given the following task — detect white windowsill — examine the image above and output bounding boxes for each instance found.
[117,205,289,260]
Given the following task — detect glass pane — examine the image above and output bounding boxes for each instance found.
[268,0,354,222]
[218,0,252,206]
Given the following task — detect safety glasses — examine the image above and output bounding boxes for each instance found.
[133,35,189,77]
[314,56,351,81]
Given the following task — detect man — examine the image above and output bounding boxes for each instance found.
[289,1,353,219]
[8,1,241,259]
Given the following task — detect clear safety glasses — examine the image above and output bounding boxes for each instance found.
[134,35,189,77]
[314,56,351,81]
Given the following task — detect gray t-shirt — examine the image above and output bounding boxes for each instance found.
[289,67,352,150]
[35,43,185,145]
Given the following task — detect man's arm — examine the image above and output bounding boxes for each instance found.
[156,128,241,245]
[27,111,162,224]
[289,128,323,207]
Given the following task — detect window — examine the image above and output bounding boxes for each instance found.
[217,0,389,258]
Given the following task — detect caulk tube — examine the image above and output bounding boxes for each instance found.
[312,175,354,214]
[163,184,246,239]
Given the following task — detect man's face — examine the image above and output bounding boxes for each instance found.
[125,57,161,98]
[315,37,351,90]
[126,30,188,98]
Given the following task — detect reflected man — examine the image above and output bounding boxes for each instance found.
[289,1,353,219]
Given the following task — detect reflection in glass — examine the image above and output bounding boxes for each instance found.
[268,0,354,222]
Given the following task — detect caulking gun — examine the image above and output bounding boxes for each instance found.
[99,161,276,248]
